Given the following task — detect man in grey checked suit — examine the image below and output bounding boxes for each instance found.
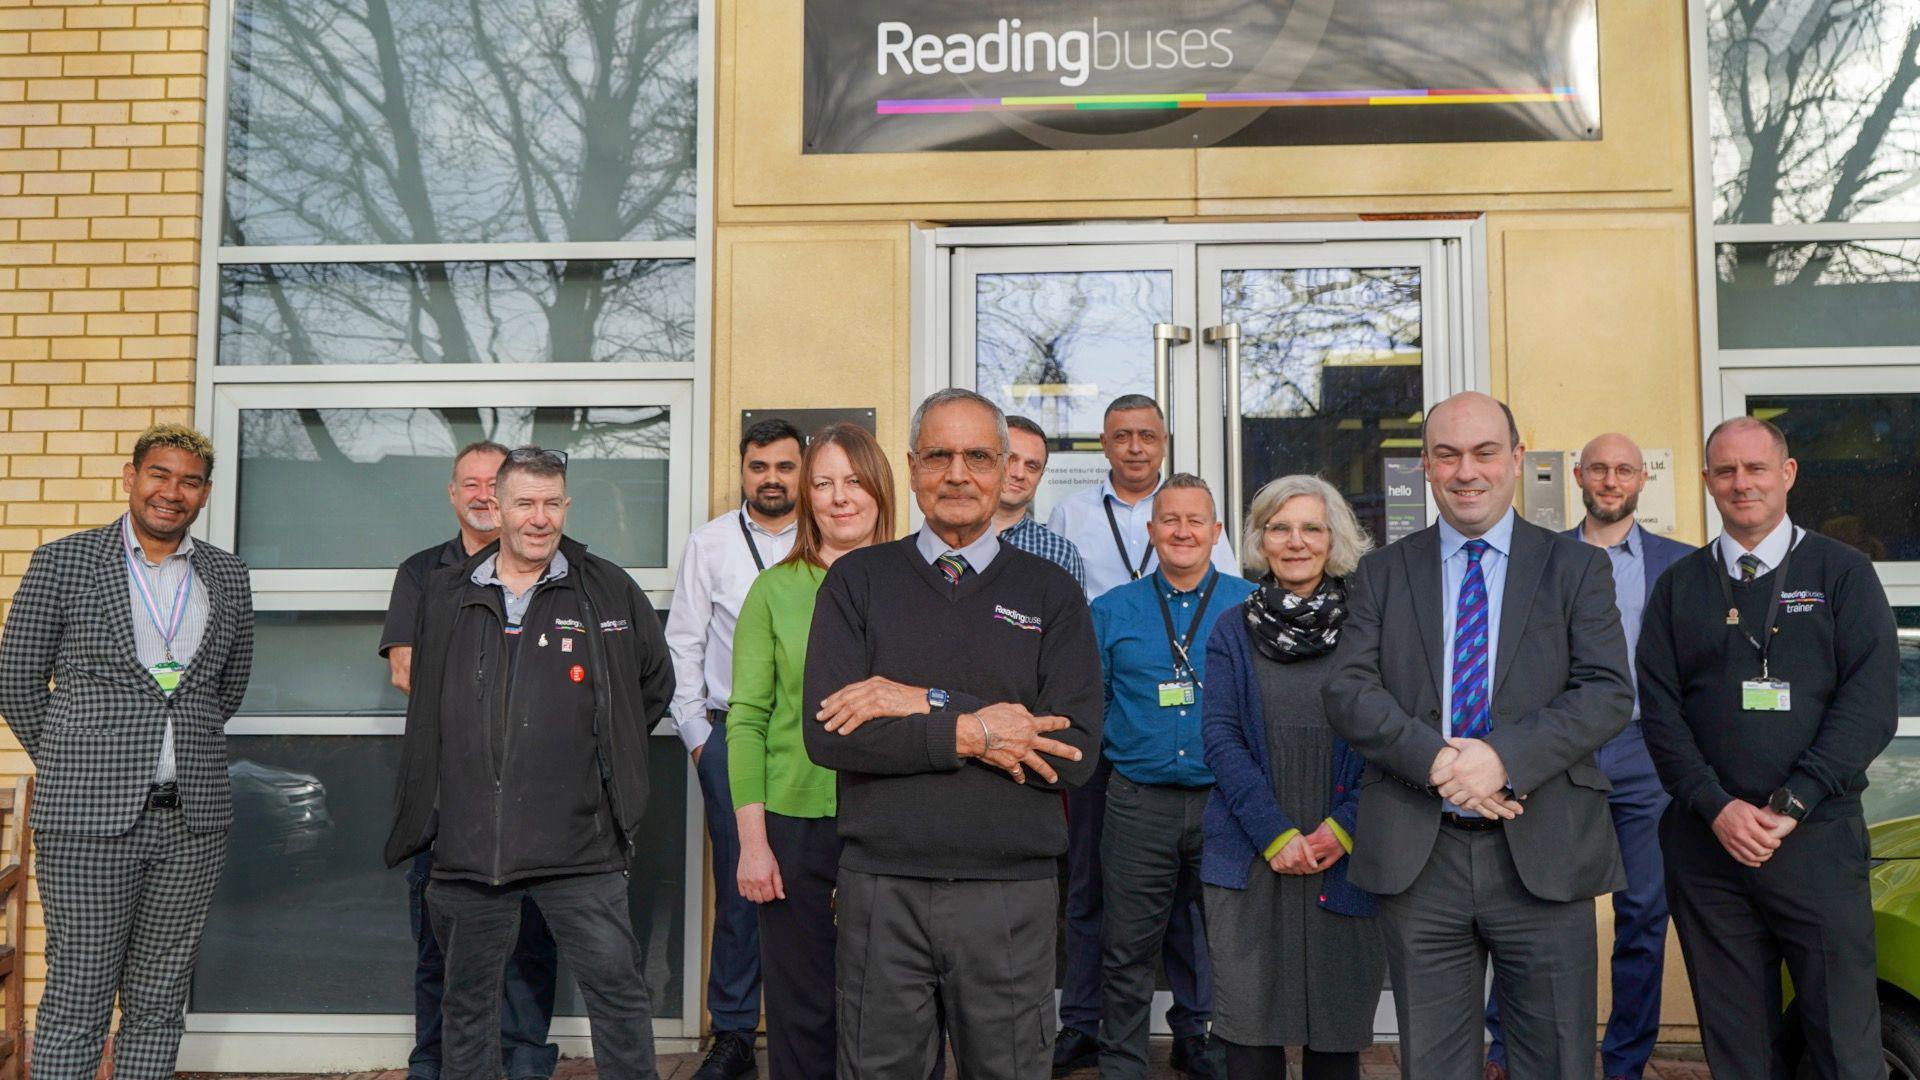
[0,423,254,1080]
[1324,393,1633,1079]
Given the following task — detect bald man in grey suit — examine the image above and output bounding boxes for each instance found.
[1324,393,1633,1080]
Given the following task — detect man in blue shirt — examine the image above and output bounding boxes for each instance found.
[1091,475,1255,1080]
[1483,433,1692,1080]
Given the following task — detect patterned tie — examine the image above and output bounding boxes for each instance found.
[936,551,969,586]
[1450,539,1492,741]
[1738,553,1761,582]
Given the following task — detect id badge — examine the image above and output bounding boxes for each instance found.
[1157,680,1195,708]
[148,659,185,694]
[1741,679,1791,712]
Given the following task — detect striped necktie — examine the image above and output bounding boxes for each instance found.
[1738,553,1761,582]
[1450,539,1492,741]
[936,551,970,586]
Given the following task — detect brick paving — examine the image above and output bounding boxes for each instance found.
[188,1040,1718,1080]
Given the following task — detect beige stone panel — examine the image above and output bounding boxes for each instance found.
[1489,211,1705,544]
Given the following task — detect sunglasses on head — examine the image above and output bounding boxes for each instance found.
[506,447,568,469]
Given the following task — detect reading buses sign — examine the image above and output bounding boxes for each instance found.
[802,0,1601,154]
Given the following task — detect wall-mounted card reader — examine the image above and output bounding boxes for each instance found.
[1523,451,1566,531]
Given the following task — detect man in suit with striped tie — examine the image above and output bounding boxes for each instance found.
[1324,393,1634,1079]
[0,423,255,1080]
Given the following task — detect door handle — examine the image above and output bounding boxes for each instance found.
[1151,324,1191,481]
[1202,323,1242,538]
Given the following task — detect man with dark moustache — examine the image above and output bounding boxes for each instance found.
[1325,392,1634,1079]
[386,447,674,1080]
[0,423,255,1080]
[665,417,803,1079]
[380,440,561,1080]
[1482,432,1691,1080]
[805,388,1102,1080]
[1641,417,1896,1080]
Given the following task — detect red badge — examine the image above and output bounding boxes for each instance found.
[569,664,586,683]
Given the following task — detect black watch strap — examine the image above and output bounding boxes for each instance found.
[1770,786,1809,821]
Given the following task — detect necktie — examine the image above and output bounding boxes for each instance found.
[936,551,970,586]
[1738,553,1761,582]
[1450,539,1492,742]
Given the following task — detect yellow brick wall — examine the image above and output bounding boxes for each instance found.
[0,0,207,1021]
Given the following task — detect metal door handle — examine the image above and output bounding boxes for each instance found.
[1151,324,1191,481]
[1203,323,1242,537]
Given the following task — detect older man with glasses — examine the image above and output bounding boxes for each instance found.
[385,446,676,1080]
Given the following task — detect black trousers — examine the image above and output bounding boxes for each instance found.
[835,868,1057,1080]
[428,871,658,1080]
[761,813,843,1080]
[1662,806,1881,1080]
[1218,1040,1358,1080]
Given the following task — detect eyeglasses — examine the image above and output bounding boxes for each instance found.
[1262,522,1327,538]
[912,447,1005,475]
[507,447,569,469]
[1581,464,1641,481]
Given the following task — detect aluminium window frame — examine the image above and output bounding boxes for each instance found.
[183,0,715,1060]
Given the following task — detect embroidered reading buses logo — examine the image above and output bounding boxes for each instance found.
[993,604,1043,632]
[1780,590,1826,614]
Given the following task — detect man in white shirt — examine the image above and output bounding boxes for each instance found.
[664,418,803,1079]
[1043,394,1237,1076]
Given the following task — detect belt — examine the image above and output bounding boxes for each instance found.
[707,708,728,723]
[146,782,180,810]
[1439,811,1501,832]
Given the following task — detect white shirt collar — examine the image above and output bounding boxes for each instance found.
[122,512,193,567]
[739,503,797,538]
[915,521,1000,573]
[1100,471,1164,510]
[1438,507,1516,562]
[1717,514,1796,578]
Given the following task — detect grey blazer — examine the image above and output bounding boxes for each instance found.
[0,522,254,836]
[1323,516,1633,902]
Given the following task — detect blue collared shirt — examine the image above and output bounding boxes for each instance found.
[472,549,571,628]
[1092,567,1257,787]
[913,521,1000,575]
[1439,508,1516,741]
[1592,521,1647,720]
[999,514,1087,591]
[1046,473,1239,599]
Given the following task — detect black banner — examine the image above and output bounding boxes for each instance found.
[803,0,1600,154]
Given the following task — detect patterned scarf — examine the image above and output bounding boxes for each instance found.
[1244,575,1349,663]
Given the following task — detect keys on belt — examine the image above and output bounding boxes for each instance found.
[146,782,180,810]
[1439,811,1501,832]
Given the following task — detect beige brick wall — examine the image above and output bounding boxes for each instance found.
[0,0,207,1020]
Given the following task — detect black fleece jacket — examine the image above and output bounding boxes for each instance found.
[803,538,1103,881]
[384,536,673,879]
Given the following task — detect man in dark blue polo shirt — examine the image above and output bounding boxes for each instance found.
[1091,474,1254,1080]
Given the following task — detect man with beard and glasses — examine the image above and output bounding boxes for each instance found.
[0,423,254,1080]
[380,440,561,1080]
[993,415,1086,590]
[1480,433,1692,1080]
[665,417,804,1079]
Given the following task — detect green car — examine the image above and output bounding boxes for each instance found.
[1869,815,1920,1079]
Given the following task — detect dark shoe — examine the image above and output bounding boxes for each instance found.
[693,1031,756,1080]
[1171,1033,1220,1079]
[1482,1062,1509,1080]
[1051,1027,1098,1075]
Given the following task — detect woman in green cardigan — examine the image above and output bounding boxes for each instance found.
[727,422,896,1080]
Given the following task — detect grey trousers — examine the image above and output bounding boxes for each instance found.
[428,871,659,1080]
[834,868,1056,1080]
[1376,825,1596,1080]
[33,807,227,1080]
[1098,775,1210,1080]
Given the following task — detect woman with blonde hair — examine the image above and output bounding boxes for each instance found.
[1200,474,1384,1080]
[727,422,895,1080]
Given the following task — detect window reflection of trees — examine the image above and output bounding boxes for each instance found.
[974,271,1172,443]
[1709,0,1920,224]
[219,260,694,365]
[1224,268,1421,418]
[225,0,695,245]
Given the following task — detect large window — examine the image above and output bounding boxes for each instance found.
[191,0,708,1057]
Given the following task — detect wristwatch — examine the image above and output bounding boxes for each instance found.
[1768,786,1809,822]
[926,687,950,711]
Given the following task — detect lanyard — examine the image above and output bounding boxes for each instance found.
[1716,528,1797,679]
[738,510,766,573]
[126,535,193,663]
[1154,569,1220,681]
[1103,495,1155,581]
